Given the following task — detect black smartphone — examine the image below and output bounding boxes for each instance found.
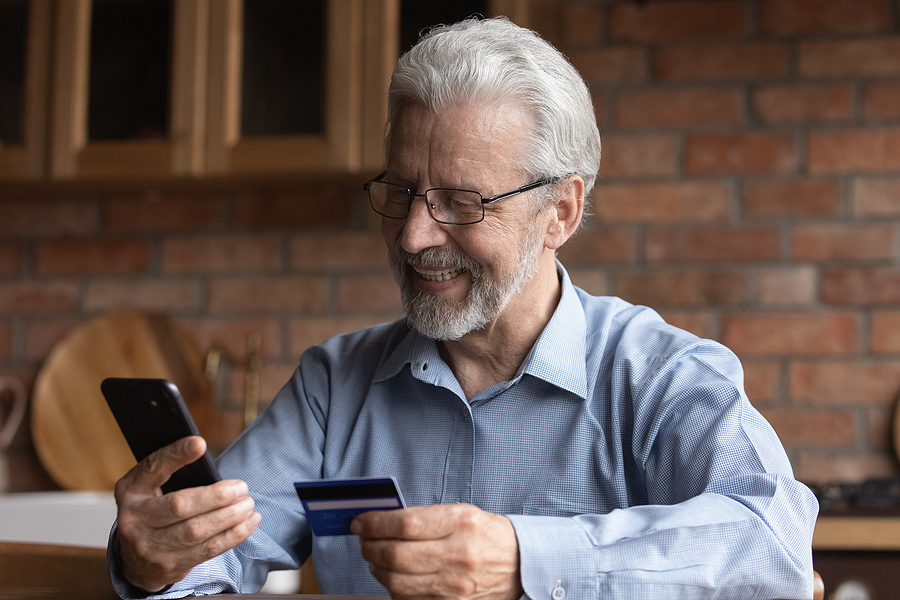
[101,377,221,493]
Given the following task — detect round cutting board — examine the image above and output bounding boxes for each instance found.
[31,310,212,491]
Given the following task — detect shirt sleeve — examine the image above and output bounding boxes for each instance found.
[508,342,819,600]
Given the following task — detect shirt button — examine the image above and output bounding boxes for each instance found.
[551,580,565,600]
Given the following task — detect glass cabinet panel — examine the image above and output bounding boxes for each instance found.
[241,0,325,138]
[0,0,27,146]
[400,0,486,53]
[87,0,171,141]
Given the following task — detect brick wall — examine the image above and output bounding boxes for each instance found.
[0,180,399,491]
[562,0,900,484]
[1,0,899,491]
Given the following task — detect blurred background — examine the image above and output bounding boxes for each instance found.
[0,0,899,595]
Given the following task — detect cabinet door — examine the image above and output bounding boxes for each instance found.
[49,0,206,179]
[205,0,397,175]
[0,0,51,180]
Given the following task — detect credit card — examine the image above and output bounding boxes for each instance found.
[294,477,406,536]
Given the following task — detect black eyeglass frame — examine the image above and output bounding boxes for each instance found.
[363,171,561,225]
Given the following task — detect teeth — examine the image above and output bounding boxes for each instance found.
[415,266,463,281]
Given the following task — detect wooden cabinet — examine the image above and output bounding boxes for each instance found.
[1,0,534,182]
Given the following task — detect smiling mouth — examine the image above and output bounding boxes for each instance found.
[413,265,465,282]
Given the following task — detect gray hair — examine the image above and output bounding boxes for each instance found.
[387,17,601,204]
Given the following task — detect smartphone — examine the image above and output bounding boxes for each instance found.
[101,377,221,493]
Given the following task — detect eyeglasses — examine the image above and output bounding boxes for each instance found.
[363,172,560,225]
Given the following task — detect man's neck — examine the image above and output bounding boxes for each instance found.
[438,261,562,401]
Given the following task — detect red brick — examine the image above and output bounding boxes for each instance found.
[658,310,715,339]
[853,177,900,216]
[741,361,782,406]
[796,451,897,484]
[35,239,151,276]
[863,82,900,121]
[232,187,355,230]
[809,129,900,174]
[753,83,853,123]
[84,280,199,312]
[870,311,900,353]
[823,268,900,305]
[565,4,603,45]
[615,88,744,129]
[721,312,858,355]
[654,43,787,81]
[177,317,283,360]
[0,244,23,276]
[760,408,856,447]
[790,360,900,404]
[557,227,637,265]
[760,0,892,35]
[592,92,607,128]
[597,134,680,178]
[799,39,900,78]
[290,316,392,357]
[646,227,781,262]
[163,233,281,273]
[688,132,798,175]
[757,266,817,306]
[567,269,607,297]
[0,201,99,238]
[615,270,747,307]
[208,276,329,313]
[595,182,730,223]
[106,195,223,232]
[609,0,747,42]
[291,232,388,270]
[0,282,78,314]
[0,323,12,360]
[569,48,646,84]
[24,318,78,360]
[337,274,402,314]
[741,179,841,218]
[792,223,896,261]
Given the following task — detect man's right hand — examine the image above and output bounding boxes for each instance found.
[114,436,261,592]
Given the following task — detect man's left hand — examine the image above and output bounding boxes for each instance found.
[352,503,522,600]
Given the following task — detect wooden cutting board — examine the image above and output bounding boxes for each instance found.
[31,310,212,491]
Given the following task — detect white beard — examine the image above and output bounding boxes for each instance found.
[389,224,544,341]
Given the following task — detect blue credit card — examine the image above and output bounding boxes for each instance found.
[294,477,406,536]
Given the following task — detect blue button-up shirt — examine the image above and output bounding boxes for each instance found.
[109,264,818,599]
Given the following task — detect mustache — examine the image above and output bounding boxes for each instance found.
[390,244,483,279]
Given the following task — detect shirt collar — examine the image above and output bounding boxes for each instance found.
[374,261,588,401]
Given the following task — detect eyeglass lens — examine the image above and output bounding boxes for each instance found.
[368,181,484,225]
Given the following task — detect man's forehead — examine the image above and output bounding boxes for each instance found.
[388,101,533,173]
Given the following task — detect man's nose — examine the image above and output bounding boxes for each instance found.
[399,195,447,254]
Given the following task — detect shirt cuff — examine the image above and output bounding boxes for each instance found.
[506,515,598,600]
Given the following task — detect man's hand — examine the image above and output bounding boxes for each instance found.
[114,436,261,592]
[352,503,522,600]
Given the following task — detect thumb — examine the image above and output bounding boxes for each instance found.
[131,435,207,492]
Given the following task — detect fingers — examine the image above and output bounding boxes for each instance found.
[351,504,459,540]
[121,506,261,591]
[113,437,263,592]
[354,504,522,600]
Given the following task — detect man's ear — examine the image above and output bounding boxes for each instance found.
[544,176,585,250]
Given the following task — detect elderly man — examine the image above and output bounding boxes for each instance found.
[110,17,817,600]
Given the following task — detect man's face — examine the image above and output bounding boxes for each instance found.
[381,102,550,341]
